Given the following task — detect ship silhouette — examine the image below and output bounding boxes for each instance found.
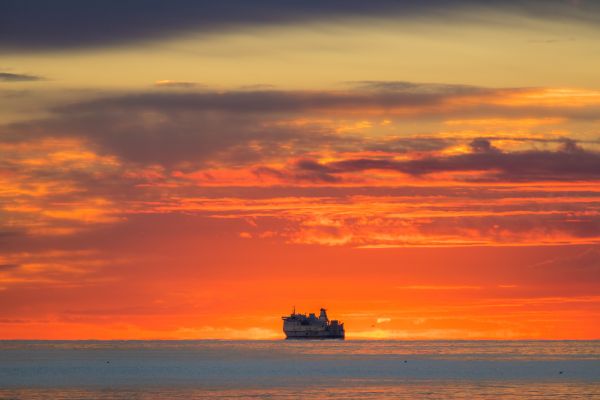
[282,307,345,339]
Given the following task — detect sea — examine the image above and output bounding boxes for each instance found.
[0,340,598,399]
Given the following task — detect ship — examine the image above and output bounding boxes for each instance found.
[282,307,345,339]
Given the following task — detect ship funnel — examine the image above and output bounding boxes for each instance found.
[319,308,328,322]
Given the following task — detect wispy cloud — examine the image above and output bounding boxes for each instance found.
[154,80,201,88]
[0,72,42,82]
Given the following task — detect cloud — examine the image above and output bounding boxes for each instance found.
[111,188,600,248]
[54,84,481,114]
[0,1,416,51]
[0,249,116,288]
[9,84,476,166]
[469,138,501,154]
[32,83,600,121]
[2,83,600,178]
[154,80,201,88]
[292,138,600,182]
[349,80,488,96]
[1,82,563,167]
[2,1,599,51]
[0,72,42,82]
[3,98,338,166]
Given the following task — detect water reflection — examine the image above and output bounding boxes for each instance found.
[1,340,598,360]
[2,381,599,400]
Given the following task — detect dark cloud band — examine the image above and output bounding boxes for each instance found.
[292,139,600,182]
[3,84,599,172]
[1,0,597,51]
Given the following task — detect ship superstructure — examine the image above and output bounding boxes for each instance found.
[282,308,345,339]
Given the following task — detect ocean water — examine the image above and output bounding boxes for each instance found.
[0,340,598,399]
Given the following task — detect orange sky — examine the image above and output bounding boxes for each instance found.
[1,1,600,339]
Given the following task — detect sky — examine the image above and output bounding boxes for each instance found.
[1,0,599,339]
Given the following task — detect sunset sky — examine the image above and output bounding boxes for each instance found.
[1,0,599,339]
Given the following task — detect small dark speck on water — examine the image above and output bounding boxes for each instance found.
[559,371,563,374]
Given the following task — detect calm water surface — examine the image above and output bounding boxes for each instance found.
[0,340,598,399]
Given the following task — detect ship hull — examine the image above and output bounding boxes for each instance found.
[284,331,344,340]
[285,335,344,340]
